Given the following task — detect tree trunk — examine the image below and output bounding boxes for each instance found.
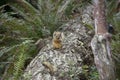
[91,0,116,80]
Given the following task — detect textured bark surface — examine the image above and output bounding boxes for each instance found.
[91,0,116,80]
[23,5,94,80]
[94,0,107,34]
[91,36,115,80]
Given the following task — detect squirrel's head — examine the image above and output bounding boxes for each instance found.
[53,31,64,40]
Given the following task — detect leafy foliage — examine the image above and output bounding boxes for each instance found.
[111,13,120,79]
[106,0,120,79]
[13,40,31,80]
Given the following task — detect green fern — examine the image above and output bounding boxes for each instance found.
[13,48,27,80]
[13,40,33,80]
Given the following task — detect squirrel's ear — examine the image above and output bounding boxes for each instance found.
[53,31,56,34]
[53,31,56,36]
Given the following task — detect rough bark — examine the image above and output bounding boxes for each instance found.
[91,0,116,80]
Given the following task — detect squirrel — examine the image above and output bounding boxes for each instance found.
[52,31,64,49]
